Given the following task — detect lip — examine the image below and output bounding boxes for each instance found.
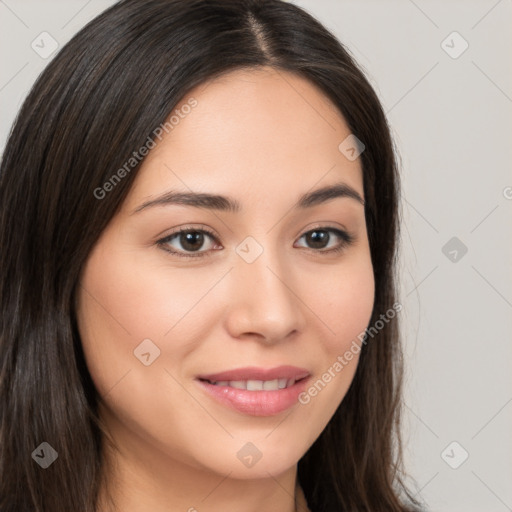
[195,365,311,417]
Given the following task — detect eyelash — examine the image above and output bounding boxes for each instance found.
[156,225,355,259]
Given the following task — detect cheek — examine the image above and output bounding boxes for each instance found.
[75,239,168,399]
[293,253,374,431]
[312,253,375,353]
[77,242,204,343]
[75,243,215,462]
[75,237,228,401]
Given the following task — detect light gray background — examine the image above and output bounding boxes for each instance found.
[1,1,511,511]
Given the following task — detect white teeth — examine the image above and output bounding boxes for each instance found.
[229,380,246,389]
[263,379,279,390]
[246,380,263,391]
[208,378,300,390]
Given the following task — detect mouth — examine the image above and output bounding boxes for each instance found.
[195,365,311,416]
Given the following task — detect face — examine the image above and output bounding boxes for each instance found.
[76,67,375,481]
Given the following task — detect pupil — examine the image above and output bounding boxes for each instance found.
[307,230,328,249]
[182,231,204,251]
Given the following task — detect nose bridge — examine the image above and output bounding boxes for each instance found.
[226,239,304,341]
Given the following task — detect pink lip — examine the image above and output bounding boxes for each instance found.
[196,365,310,382]
[195,365,311,416]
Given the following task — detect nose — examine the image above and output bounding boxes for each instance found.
[223,246,307,344]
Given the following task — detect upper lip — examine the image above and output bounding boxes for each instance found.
[197,365,310,382]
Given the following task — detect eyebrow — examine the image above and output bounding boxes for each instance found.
[131,182,364,215]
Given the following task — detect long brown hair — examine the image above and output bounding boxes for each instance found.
[0,1,425,510]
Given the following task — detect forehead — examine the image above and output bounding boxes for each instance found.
[185,65,344,122]
[123,66,364,211]
[173,66,350,148]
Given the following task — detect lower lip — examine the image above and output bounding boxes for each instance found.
[196,378,310,416]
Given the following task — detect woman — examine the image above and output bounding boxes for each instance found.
[0,0,425,511]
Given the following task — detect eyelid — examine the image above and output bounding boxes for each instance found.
[298,221,350,239]
[294,222,355,248]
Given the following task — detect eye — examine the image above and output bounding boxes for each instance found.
[156,225,355,259]
[157,226,220,258]
[294,227,354,254]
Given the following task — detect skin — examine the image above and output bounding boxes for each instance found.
[76,66,375,512]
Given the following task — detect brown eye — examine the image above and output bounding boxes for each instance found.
[158,228,220,258]
[304,230,330,249]
[294,227,354,254]
[177,231,206,252]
